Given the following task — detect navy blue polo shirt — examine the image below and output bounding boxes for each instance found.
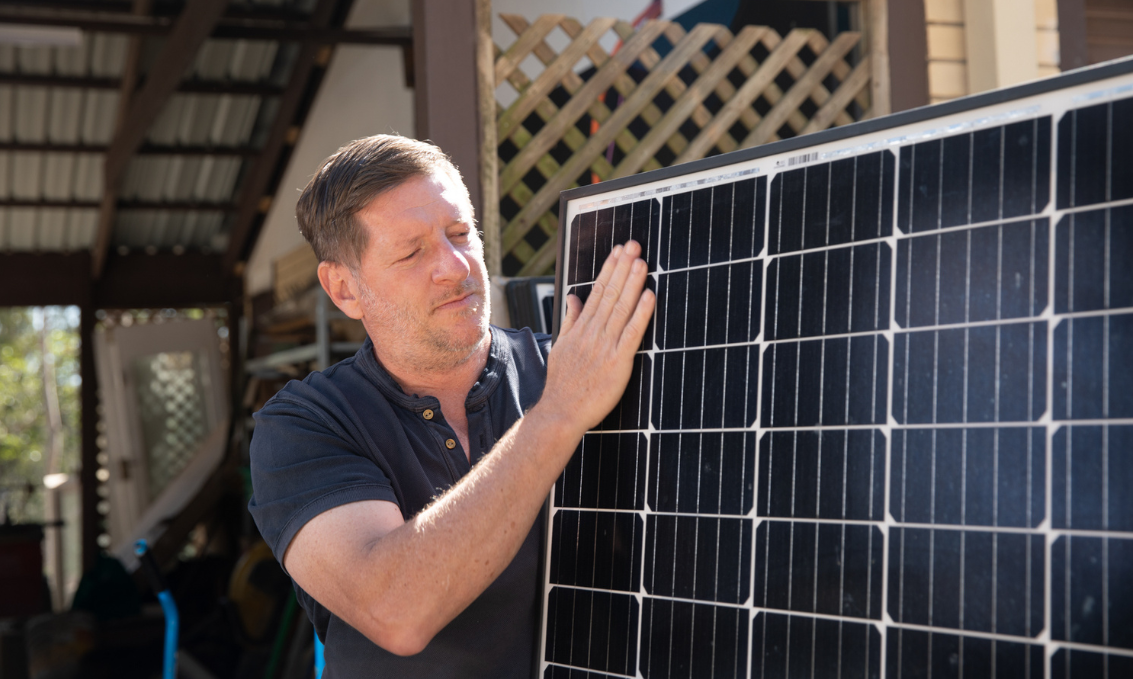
[248,325,551,678]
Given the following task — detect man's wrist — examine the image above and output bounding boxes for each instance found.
[523,399,589,451]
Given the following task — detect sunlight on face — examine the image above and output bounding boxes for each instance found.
[352,171,491,373]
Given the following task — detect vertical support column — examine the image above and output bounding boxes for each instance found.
[476,0,501,277]
[964,0,1039,93]
[884,0,928,113]
[227,273,244,433]
[413,0,484,227]
[79,286,100,572]
[865,0,892,117]
[1057,0,1089,71]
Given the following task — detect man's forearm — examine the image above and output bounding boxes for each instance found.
[356,403,585,654]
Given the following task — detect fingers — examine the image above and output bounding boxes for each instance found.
[618,284,656,352]
[589,241,643,328]
[577,243,625,326]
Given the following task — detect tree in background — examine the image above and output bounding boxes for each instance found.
[0,306,80,524]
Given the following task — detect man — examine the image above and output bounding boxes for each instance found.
[248,135,654,677]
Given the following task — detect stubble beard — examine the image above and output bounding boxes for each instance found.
[356,275,491,373]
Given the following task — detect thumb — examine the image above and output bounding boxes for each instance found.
[558,294,582,336]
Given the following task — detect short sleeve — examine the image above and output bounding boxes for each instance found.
[248,394,399,569]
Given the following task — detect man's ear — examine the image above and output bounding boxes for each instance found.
[318,261,364,320]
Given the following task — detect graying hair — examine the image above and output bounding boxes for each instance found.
[295,134,463,269]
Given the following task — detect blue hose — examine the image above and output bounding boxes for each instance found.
[156,590,179,679]
[314,631,325,678]
[135,540,178,679]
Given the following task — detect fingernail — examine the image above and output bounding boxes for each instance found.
[633,259,645,272]
[612,244,623,257]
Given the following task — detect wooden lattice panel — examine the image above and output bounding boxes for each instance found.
[489,14,876,276]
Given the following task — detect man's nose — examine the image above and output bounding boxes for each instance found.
[432,239,471,284]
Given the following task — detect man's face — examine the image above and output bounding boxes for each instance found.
[350,170,491,372]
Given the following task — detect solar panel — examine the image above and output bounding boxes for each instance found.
[541,58,1133,679]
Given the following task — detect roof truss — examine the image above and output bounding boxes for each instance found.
[0,4,410,45]
[91,0,229,278]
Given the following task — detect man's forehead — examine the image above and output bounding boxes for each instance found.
[362,171,473,238]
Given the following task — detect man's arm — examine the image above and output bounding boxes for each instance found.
[283,240,655,655]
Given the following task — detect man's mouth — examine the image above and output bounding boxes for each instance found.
[434,290,479,312]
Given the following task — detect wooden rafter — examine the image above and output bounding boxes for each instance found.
[2,1,308,21]
[222,0,340,274]
[91,0,228,278]
[0,199,236,210]
[0,142,259,156]
[0,6,410,45]
[0,72,285,96]
[0,252,231,308]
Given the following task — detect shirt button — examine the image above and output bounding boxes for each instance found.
[445,438,457,450]
[423,409,434,420]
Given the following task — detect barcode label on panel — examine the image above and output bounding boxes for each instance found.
[776,151,819,168]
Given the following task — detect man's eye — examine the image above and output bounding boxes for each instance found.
[399,249,419,262]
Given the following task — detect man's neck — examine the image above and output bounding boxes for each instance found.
[375,334,492,403]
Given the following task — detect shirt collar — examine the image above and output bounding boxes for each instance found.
[357,325,509,412]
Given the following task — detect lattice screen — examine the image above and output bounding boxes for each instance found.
[132,350,211,500]
[489,14,877,277]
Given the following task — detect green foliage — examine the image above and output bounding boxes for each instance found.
[0,307,80,523]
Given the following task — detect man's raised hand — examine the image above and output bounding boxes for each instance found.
[540,240,655,436]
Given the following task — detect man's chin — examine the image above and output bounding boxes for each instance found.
[435,313,489,351]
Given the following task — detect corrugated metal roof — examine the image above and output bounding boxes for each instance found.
[0,0,315,254]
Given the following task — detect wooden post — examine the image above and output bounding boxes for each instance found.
[79,283,100,572]
[883,0,929,113]
[1058,0,1089,71]
[865,0,891,117]
[412,0,484,224]
[476,0,501,277]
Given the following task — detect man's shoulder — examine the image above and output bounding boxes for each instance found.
[256,347,384,425]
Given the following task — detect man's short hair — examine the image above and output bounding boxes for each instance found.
[296,134,462,269]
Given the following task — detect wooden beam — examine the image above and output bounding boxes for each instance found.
[0,142,258,156]
[1058,0,1089,71]
[1,1,312,22]
[0,198,237,210]
[0,252,90,306]
[92,0,228,279]
[79,285,100,573]
[865,0,890,117]
[0,72,284,96]
[116,200,237,211]
[475,0,499,276]
[0,74,119,89]
[0,252,231,307]
[222,0,340,273]
[886,0,928,112]
[0,6,411,44]
[412,0,483,232]
[174,80,283,97]
[94,252,231,307]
